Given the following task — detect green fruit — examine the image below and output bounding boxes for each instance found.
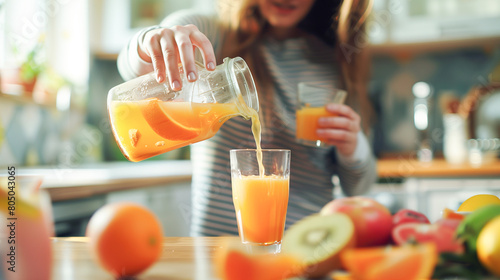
[456,204,500,253]
[282,213,355,278]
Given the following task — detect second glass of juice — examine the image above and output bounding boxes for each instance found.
[296,82,347,147]
[230,149,291,254]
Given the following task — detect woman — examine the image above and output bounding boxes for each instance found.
[118,0,377,237]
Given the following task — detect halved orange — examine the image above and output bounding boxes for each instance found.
[457,194,500,212]
[141,98,200,141]
[214,241,305,280]
[441,207,466,221]
[340,243,437,280]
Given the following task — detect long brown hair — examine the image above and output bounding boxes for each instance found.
[217,0,374,133]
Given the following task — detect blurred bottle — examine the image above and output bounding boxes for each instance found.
[413,81,433,162]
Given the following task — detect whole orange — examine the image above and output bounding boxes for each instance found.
[86,202,163,277]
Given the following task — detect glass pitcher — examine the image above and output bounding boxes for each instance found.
[107,57,259,162]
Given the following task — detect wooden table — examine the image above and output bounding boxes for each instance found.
[52,236,230,280]
[51,237,342,280]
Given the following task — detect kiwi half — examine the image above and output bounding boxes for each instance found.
[281,213,355,277]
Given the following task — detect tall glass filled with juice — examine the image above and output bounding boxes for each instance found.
[230,149,291,254]
[108,57,259,161]
[296,82,346,147]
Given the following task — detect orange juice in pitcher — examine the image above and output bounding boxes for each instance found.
[108,57,259,161]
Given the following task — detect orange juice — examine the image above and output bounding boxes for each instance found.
[232,175,289,244]
[109,98,240,161]
[296,106,336,142]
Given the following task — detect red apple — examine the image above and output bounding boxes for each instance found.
[320,196,393,247]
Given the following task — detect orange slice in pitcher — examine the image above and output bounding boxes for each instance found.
[340,243,437,280]
[141,98,200,141]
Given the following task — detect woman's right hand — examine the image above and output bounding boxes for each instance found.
[138,24,216,90]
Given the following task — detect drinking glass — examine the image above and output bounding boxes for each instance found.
[296,82,347,147]
[0,175,53,280]
[230,149,291,254]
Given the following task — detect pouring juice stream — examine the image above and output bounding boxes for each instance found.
[249,108,264,176]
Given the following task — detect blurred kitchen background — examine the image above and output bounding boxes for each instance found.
[1,0,500,236]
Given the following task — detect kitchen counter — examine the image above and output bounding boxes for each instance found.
[377,157,500,178]
[8,157,500,203]
[14,160,192,202]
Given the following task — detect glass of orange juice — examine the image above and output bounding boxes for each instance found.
[296,82,347,147]
[230,149,291,254]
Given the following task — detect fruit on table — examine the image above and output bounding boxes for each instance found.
[456,204,500,253]
[340,243,438,280]
[457,194,500,212]
[393,209,430,227]
[214,241,304,280]
[441,207,466,221]
[86,202,163,278]
[282,213,355,277]
[320,196,393,247]
[434,218,462,232]
[477,215,500,277]
[392,222,463,254]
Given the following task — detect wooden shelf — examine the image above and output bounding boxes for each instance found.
[0,92,55,109]
[93,51,119,60]
[0,91,86,113]
[368,35,500,56]
[377,157,500,178]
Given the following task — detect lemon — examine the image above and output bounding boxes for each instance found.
[457,194,500,212]
[477,216,500,277]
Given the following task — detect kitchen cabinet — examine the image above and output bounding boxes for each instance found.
[405,177,500,221]
[21,160,193,237]
[377,157,500,221]
[52,181,192,237]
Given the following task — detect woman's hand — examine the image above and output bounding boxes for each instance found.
[316,103,361,157]
[138,24,216,90]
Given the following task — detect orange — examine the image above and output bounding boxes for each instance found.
[86,202,163,277]
[340,243,437,280]
[141,98,200,141]
[441,207,466,221]
[457,194,500,212]
[477,215,500,277]
[214,241,304,280]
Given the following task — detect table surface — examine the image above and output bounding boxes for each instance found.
[52,236,340,280]
[52,236,229,280]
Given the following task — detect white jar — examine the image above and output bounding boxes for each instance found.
[443,114,468,165]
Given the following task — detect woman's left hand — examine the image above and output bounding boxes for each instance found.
[316,103,361,157]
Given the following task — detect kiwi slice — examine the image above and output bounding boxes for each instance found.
[282,213,355,277]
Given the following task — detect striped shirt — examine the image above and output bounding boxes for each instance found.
[118,10,377,237]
